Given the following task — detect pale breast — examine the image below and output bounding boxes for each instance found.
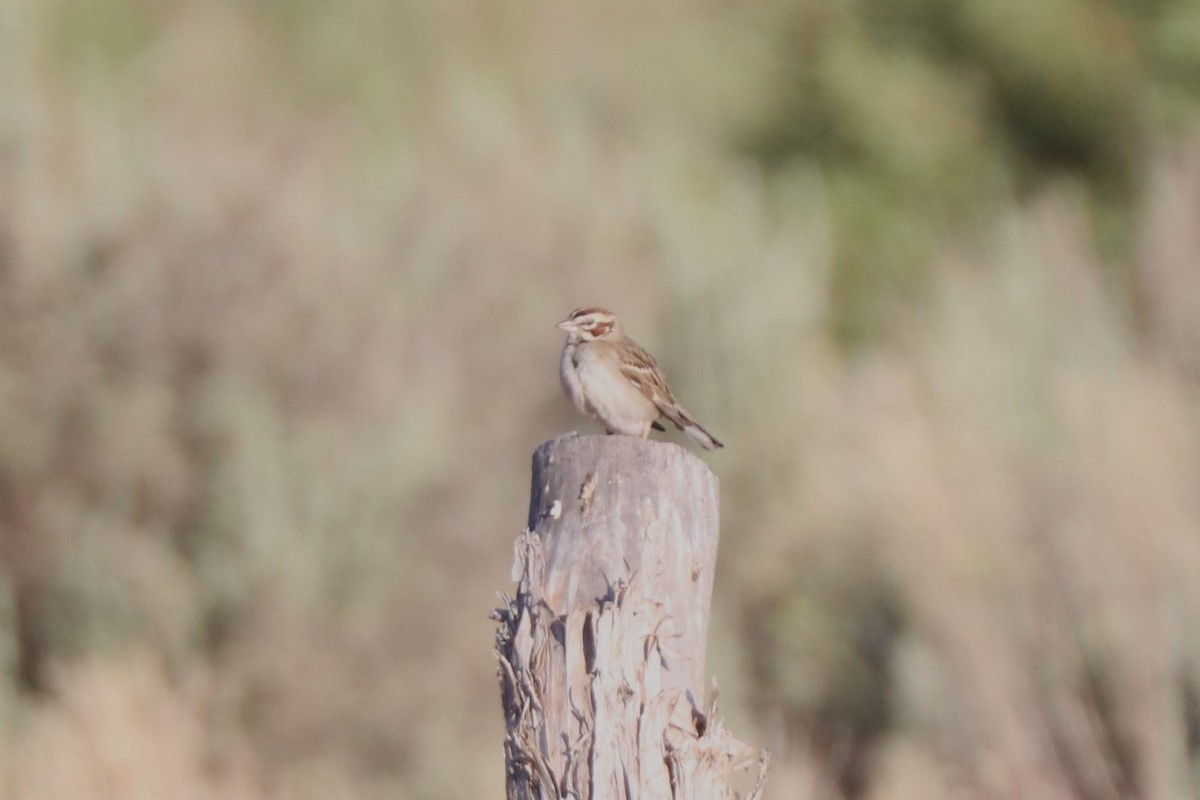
[560,342,590,415]
[573,343,659,435]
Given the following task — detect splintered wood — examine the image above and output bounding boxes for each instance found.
[494,435,767,800]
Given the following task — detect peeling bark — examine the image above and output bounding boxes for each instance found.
[495,434,767,799]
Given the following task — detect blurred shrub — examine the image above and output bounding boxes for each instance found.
[744,0,1200,343]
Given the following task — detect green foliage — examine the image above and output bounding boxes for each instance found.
[43,0,158,71]
[744,0,1200,342]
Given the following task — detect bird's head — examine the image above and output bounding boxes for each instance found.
[557,307,622,342]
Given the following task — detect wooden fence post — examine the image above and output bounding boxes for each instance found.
[494,434,768,799]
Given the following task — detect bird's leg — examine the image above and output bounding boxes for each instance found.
[640,422,652,439]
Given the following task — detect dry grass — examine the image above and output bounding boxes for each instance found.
[0,1,1198,798]
[1,650,262,800]
[721,182,1200,798]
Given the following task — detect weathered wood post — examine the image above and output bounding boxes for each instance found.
[494,434,768,799]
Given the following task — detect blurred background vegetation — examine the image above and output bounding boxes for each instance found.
[2,0,1200,797]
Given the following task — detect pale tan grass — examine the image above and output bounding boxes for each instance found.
[1,652,262,800]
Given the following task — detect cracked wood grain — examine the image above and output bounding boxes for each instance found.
[496,434,767,799]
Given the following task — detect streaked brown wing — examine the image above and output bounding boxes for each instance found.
[616,339,677,412]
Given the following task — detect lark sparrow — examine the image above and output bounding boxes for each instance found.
[557,307,724,450]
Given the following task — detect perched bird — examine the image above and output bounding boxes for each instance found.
[557,306,724,450]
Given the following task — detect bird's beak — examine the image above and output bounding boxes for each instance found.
[556,319,574,331]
